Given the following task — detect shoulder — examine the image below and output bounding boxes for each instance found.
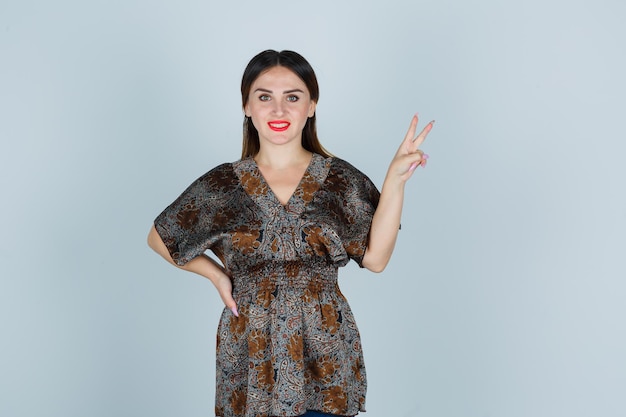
[323,157,380,207]
[200,162,236,181]
[184,162,239,195]
[328,157,376,186]
[329,157,360,174]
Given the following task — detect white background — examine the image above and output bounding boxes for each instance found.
[1,1,625,416]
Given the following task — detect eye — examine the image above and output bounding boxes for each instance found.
[286,95,299,102]
[259,94,271,101]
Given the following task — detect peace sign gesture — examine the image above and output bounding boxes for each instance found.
[389,114,434,182]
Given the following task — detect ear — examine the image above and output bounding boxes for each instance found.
[308,100,317,118]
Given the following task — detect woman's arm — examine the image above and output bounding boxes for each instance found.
[147,225,239,316]
[361,114,433,273]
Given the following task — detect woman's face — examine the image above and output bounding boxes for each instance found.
[245,66,316,149]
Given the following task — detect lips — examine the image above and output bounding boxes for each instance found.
[268,120,290,132]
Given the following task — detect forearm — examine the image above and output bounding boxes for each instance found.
[147,225,227,284]
[361,175,406,273]
[148,225,238,315]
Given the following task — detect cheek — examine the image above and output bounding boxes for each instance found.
[246,104,261,121]
[250,117,262,131]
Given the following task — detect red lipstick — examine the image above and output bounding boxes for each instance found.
[268,120,290,132]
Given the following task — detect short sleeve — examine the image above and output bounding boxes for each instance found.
[153,164,235,266]
[333,159,380,267]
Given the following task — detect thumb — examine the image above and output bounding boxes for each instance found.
[223,295,239,317]
[224,296,239,317]
[216,276,239,317]
[229,303,239,317]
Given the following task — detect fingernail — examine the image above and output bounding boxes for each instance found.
[231,306,239,317]
[423,153,430,160]
[409,162,418,172]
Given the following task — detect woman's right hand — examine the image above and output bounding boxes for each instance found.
[213,272,239,317]
[148,225,239,316]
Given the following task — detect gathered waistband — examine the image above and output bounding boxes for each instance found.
[230,261,339,296]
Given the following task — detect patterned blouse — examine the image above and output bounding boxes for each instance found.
[154,153,380,417]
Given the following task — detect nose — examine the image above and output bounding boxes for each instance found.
[272,100,285,116]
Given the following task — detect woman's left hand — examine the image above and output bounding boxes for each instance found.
[389,114,434,182]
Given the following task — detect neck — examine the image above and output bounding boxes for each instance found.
[254,143,312,169]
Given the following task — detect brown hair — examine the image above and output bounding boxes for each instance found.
[240,50,332,159]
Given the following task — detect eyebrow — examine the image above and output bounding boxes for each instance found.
[254,88,305,94]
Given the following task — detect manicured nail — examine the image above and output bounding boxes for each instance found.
[231,306,239,317]
[423,153,430,160]
[409,162,418,172]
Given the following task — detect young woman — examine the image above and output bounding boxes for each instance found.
[147,50,433,417]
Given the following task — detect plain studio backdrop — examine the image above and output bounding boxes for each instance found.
[1,1,624,416]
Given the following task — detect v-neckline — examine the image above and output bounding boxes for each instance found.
[234,153,330,216]
[254,154,314,208]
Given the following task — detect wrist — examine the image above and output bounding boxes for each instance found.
[382,172,407,193]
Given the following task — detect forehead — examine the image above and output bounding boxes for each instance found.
[251,66,308,92]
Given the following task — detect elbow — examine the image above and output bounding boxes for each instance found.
[147,225,178,266]
[147,225,161,252]
[361,253,389,273]
[365,262,388,273]
[147,229,156,250]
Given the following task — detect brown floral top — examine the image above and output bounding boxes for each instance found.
[154,153,380,417]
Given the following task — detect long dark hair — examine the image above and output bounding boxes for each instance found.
[240,50,332,159]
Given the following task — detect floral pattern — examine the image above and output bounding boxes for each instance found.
[154,154,379,417]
